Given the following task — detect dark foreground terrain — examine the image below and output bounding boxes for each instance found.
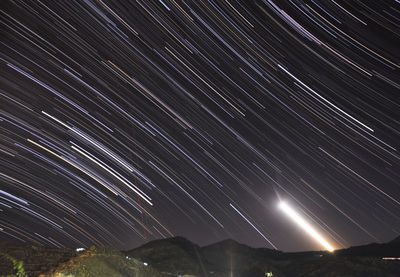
[1,236,399,277]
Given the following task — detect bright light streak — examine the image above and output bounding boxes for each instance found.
[279,201,334,252]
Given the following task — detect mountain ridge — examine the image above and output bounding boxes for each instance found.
[124,235,400,276]
[1,236,399,276]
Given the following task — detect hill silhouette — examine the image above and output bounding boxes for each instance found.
[126,236,400,277]
[1,236,399,276]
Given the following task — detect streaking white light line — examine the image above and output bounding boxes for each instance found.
[230,203,277,249]
[71,145,153,206]
[279,202,334,252]
[42,111,133,172]
[278,65,374,132]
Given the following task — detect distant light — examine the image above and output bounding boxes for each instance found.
[143,262,148,266]
[279,201,334,252]
[382,257,400,260]
[75,248,85,252]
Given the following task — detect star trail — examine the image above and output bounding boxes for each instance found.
[0,0,399,252]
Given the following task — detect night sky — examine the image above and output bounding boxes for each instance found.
[1,0,399,252]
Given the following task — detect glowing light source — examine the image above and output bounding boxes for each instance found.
[279,201,334,252]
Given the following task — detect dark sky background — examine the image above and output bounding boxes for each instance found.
[1,0,399,252]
